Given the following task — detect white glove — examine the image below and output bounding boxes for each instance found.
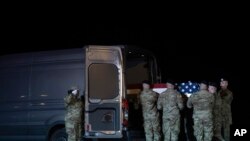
[72,90,78,95]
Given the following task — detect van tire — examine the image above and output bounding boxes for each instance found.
[50,128,68,141]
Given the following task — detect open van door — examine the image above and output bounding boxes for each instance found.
[84,46,126,139]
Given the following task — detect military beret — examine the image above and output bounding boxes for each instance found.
[200,80,208,85]
[166,79,175,85]
[208,82,217,87]
[142,80,151,85]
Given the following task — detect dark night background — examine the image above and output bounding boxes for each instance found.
[0,16,249,140]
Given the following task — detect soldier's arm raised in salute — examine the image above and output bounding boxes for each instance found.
[64,94,74,107]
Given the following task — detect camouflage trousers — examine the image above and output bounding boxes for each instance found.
[213,118,224,141]
[193,117,213,141]
[222,122,230,141]
[143,118,161,141]
[162,117,180,141]
[65,118,82,141]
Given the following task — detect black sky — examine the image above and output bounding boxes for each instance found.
[0,25,247,82]
[0,26,246,82]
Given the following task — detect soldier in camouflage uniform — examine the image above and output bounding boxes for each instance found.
[64,87,83,141]
[157,79,183,141]
[218,78,233,141]
[140,80,161,141]
[208,82,224,141]
[187,81,214,141]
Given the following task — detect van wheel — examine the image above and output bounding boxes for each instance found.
[50,128,67,141]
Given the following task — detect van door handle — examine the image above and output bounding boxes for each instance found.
[89,98,101,103]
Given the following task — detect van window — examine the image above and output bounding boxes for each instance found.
[88,63,119,99]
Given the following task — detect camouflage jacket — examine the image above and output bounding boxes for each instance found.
[213,92,222,122]
[157,88,184,119]
[64,94,83,118]
[140,89,159,120]
[187,90,214,119]
[218,89,233,124]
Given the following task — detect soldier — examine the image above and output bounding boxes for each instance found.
[140,80,161,141]
[187,81,214,141]
[218,78,233,141]
[208,82,224,141]
[64,87,83,141]
[157,79,183,141]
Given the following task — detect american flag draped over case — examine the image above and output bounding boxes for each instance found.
[177,81,200,97]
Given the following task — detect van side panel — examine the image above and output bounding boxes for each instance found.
[0,49,85,140]
[0,54,32,139]
[28,49,85,138]
[28,61,84,136]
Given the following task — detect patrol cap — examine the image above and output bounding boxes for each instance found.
[142,80,151,85]
[166,79,175,85]
[208,82,217,88]
[68,86,79,94]
[200,80,208,85]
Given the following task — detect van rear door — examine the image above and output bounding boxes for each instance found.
[84,46,124,138]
